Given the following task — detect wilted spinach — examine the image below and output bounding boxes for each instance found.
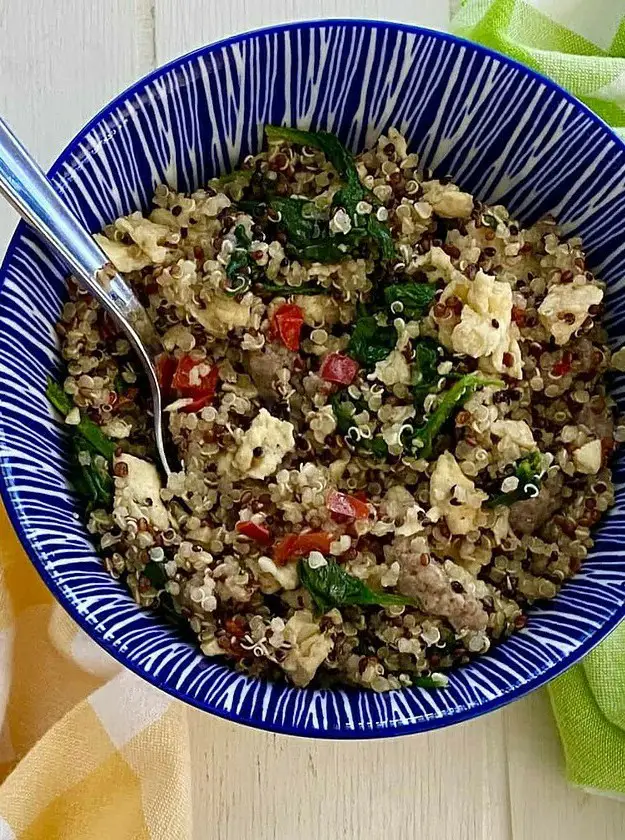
[265,125,396,260]
[70,437,114,509]
[487,450,545,507]
[383,283,437,318]
[46,377,116,461]
[299,558,419,613]
[265,125,354,176]
[412,339,443,406]
[347,315,397,368]
[412,674,449,690]
[225,224,253,285]
[330,393,389,459]
[411,374,503,460]
[142,561,169,590]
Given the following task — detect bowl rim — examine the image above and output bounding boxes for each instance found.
[1,17,625,738]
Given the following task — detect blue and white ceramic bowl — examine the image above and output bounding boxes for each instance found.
[1,20,624,738]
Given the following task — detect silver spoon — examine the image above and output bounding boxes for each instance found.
[0,116,174,478]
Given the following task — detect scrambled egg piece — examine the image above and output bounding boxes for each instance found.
[224,408,296,480]
[94,235,152,273]
[380,485,424,537]
[429,451,488,535]
[538,283,604,345]
[282,610,334,687]
[94,212,172,274]
[114,454,170,531]
[293,294,341,326]
[190,292,254,337]
[116,214,171,261]
[102,417,133,439]
[440,270,523,379]
[573,439,602,474]
[257,556,300,593]
[371,350,412,387]
[422,182,474,219]
[408,245,460,285]
[491,419,536,465]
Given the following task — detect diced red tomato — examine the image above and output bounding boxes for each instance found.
[552,351,573,378]
[98,310,118,341]
[169,355,220,412]
[235,520,272,546]
[511,305,526,327]
[155,354,222,412]
[273,531,334,566]
[273,534,299,565]
[155,353,178,396]
[551,360,571,377]
[224,615,247,638]
[326,489,372,521]
[172,354,218,396]
[179,390,216,414]
[271,303,304,352]
[116,387,138,410]
[319,352,359,385]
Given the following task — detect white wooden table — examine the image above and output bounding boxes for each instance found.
[1,2,624,838]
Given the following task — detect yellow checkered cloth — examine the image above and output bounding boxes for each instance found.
[0,504,192,839]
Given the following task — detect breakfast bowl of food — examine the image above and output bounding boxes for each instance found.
[1,19,625,738]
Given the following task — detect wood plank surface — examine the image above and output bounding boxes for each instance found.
[0,0,144,247]
[153,0,450,64]
[187,708,511,840]
[1,2,624,838]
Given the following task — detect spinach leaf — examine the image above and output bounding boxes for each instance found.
[357,209,396,261]
[330,393,389,458]
[330,392,357,437]
[411,374,503,460]
[226,224,253,282]
[257,283,327,296]
[46,377,116,461]
[46,377,74,415]
[487,450,545,507]
[142,561,168,590]
[239,195,353,262]
[233,223,251,249]
[330,153,395,259]
[383,283,438,318]
[347,315,397,368]
[299,557,419,613]
[412,674,449,690]
[265,125,354,180]
[266,196,323,247]
[113,373,128,395]
[265,125,396,261]
[412,339,443,406]
[294,237,356,263]
[361,436,390,458]
[158,592,196,636]
[69,437,113,509]
[210,169,253,189]
[269,197,368,262]
[482,214,499,230]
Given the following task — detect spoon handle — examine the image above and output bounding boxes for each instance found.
[0,115,140,318]
[0,115,174,478]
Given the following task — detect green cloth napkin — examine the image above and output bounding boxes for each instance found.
[452,0,625,800]
[452,0,625,138]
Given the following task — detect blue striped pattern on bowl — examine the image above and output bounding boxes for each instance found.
[1,20,624,737]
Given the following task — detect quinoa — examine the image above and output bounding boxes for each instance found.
[52,126,622,692]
